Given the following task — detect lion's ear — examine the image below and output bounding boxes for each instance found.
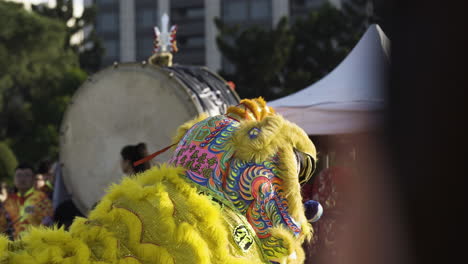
[172,113,209,144]
[231,115,285,162]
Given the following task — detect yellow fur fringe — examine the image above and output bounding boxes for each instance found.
[0,165,268,264]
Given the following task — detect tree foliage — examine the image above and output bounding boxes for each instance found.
[216,17,294,99]
[32,0,103,73]
[285,4,352,95]
[216,1,379,100]
[0,1,86,163]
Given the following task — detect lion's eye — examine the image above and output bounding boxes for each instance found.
[294,149,316,186]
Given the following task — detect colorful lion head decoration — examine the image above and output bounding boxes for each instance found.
[169,98,317,263]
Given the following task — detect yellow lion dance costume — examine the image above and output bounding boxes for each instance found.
[0,98,317,264]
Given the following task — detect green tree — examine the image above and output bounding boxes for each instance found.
[0,1,87,163]
[342,0,384,34]
[285,3,352,95]
[215,17,294,100]
[32,0,103,73]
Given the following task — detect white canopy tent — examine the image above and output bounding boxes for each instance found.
[268,24,390,135]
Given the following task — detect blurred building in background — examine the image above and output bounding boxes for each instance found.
[5,0,372,73]
[92,0,350,70]
[291,0,342,19]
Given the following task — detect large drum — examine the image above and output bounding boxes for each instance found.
[59,63,239,214]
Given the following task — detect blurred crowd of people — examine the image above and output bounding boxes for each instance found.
[0,160,56,240]
[0,142,152,241]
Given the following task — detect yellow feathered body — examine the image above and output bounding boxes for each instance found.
[1,165,267,263]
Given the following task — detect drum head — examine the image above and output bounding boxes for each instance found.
[60,63,233,214]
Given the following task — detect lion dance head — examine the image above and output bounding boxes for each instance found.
[169,98,317,263]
